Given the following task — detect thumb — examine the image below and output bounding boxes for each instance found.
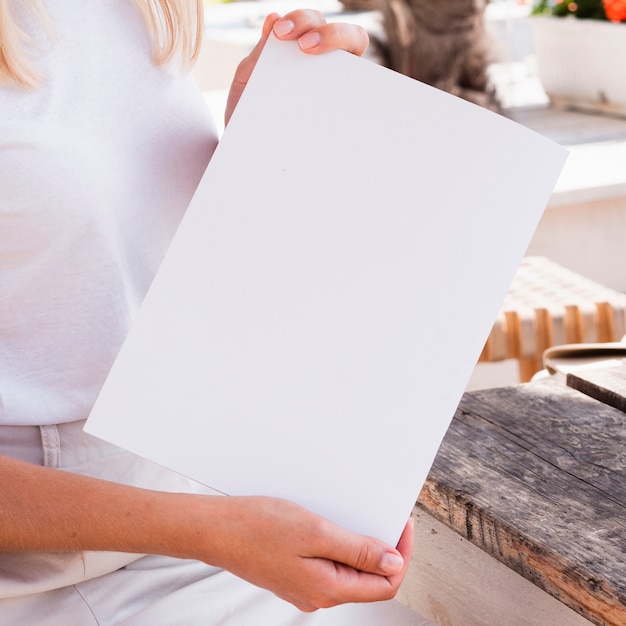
[330,532,405,576]
[233,12,279,83]
[225,13,280,125]
[378,549,405,575]
[330,517,414,577]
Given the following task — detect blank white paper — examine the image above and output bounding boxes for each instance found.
[85,35,567,546]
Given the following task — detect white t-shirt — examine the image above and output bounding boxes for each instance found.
[0,0,219,425]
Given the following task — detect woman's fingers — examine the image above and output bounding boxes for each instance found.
[201,497,412,610]
[273,10,369,56]
[273,8,327,35]
[287,514,412,607]
[225,9,369,123]
[309,519,406,578]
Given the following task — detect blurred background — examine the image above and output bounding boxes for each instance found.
[195,0,626,389]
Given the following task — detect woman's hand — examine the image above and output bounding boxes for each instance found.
[191,495,414,612]
[0,454,412,612]
[225,9,369,125]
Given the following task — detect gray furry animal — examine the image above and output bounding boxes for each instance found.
[375,0,500,111]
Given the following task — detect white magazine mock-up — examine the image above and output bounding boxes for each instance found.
[85,35,567,546]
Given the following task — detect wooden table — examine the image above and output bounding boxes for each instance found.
[398,371,625,626]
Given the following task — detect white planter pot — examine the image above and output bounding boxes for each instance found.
[530,16,626,117]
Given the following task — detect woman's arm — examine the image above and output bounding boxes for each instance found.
[0,453,412,612]
[225,9,369,125]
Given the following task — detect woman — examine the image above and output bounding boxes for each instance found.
[0,1,416,624]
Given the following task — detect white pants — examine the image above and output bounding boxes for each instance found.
[0,421,433,625]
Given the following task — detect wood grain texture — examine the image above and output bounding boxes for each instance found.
[417,380,625,626]
[398,510,594,626]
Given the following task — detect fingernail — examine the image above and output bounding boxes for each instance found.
[379,552,403,574]
[298,31,321,51]
[273,19,294,37]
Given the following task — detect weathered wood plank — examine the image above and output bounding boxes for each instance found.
[398,509,594,626]
[567,364,626,413]
[417,380,625,626]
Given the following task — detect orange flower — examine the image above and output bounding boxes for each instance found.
[603,0,626,20]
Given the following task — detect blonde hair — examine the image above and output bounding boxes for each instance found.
[0,0,203,88]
